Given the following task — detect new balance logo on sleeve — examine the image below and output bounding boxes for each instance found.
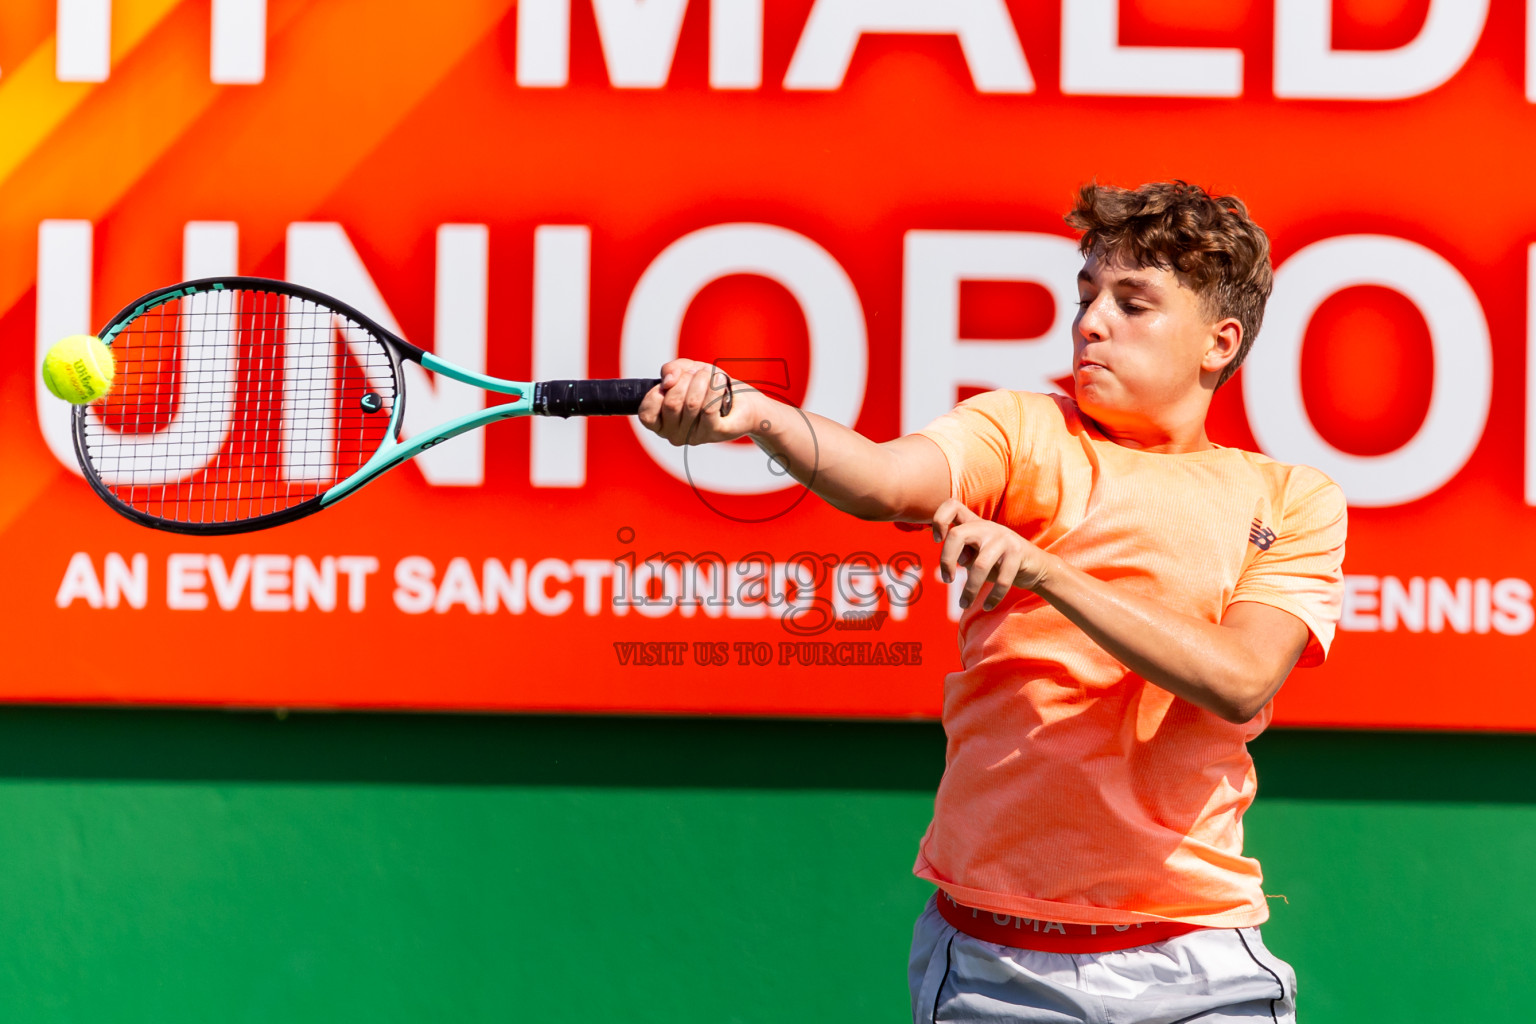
[1249,519,1277,551]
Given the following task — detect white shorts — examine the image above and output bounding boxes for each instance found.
[909,896,1297,1023]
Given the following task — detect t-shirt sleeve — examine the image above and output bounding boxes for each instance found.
[1229,468,1348,668]
[914,390,1024,521]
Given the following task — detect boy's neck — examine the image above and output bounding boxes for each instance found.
[1081,399,1215,454]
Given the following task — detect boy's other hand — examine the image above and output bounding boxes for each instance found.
[932,499,1051,610]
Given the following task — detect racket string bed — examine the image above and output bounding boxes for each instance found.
[80,287,399,528]
[76,276,667,534]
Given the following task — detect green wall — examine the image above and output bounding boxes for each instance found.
[0,710,1528,1022]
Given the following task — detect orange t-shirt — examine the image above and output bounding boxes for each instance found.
[914,390,1347,928]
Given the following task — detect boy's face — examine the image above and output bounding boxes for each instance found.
[1071,250,1231,431]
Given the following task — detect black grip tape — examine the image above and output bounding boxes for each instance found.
[534,378,661,417]
[534,376,734,418]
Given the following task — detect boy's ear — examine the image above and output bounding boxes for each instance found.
[1203,318,1243,374]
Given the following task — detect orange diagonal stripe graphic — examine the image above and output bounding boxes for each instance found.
[0,0,188,187]
[0,0,515,537]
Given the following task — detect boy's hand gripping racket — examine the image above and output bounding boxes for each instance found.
[72,276,729,535]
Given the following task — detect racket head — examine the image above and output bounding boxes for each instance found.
[73,277,409,535]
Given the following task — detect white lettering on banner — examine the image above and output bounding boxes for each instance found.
[167,554,209,611]
[385,555,921,618]
[723,559,768,619]
[1061,0,1242,98]
[1428,577,1472,634]
[1529,0,1536,102]
[592,0,689,88]
[882,559,923,622]
[184,221,239,278]
[532,226,592,487]
[1528,245,1536,505]
[293,556,335,612]
[1382,575,1424,633]
[55,552,147,610]
[35,3,1503,97]
[1275,0,1489,100]
[435,557,484,614]
[484,558,529,614]
[168,553,377,611]
[211,0,267,84]
[1495,579,1534,635]
[51,0,267,83]
[100,284,240,487]
[529,558,574,615]
[1475,578,1493,635]
[36,222,242,482]
[508,4,1504,99]
[832,556,885,620]
[1340,575,1379,632]
[208,555,251,610]
[394,556,437,614]
[312,556,376,612]
[36,220,92,477]
[571,559,613,614]
[249,555,292,612]
[785,0,1033,93]
[285,222,489,486]
[339,557,380,611]
[622,224,867,495]
[630,561,682,619]
[32,222,1511,507]
[516,0,572,86]
[435,224,491,473]
[750,561,800,620]
[939,566,967,622]
[711,0,763,89]
[1340,575,1534,636]
[55,553,102,608]
[737,560,802,617]
[1244,235,1492,508]
[517,0,762,89]
[57,0,111,82]
[901,231,1079,435]
[683,559,732,617]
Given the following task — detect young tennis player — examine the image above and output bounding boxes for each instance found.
[640,181,1345,1023]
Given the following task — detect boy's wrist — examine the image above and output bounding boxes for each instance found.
[743,390,786,439]
[1028,552,1069,599]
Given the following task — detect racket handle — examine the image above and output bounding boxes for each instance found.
[534,379,659,417]
[533,377,735,418]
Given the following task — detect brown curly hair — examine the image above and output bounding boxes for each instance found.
[1064,181,1272,388]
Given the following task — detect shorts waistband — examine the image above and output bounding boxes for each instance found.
[936,892,1206,954]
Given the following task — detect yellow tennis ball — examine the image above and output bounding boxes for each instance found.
[42,334,116,405]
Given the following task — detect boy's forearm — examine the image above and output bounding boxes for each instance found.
[747,395,902,520]
[1030,555,1291,724]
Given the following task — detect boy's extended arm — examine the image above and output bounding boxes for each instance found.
[933,500,1314,724]
[637,360,951,522]
[639,362,1313,723]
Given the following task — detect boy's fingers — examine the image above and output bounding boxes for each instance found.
[931,500,967,541]
[636,385,658,427]
[962,543,1000,607]
[984,552,1022,610]
[939,528,969,582]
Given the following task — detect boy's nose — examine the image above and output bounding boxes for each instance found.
[1075,297,1108,341]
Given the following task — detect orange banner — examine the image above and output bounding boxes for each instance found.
[3,0,1533,729]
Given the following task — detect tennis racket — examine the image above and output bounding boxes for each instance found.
[73,276,728,535]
